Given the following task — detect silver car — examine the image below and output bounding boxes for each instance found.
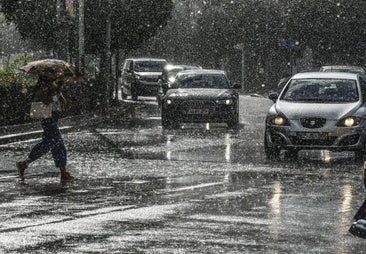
[265,72,366,160]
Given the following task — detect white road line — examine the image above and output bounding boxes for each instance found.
[0,126,72,140]
[156,182,224,194]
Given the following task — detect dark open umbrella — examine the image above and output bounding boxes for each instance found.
[19,59,82,81]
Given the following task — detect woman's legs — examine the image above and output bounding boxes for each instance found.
[49,129,73,180]
[16,119,53,179]
[16,117,73,181]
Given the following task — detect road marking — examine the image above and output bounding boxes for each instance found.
[0,126,72,140]
[156,182,224,194]
[75,205,136,216]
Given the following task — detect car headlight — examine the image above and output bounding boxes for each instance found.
[135,75,141,80]
[337,116,362,127]
[268,115,290,126]
[216,99,233,105]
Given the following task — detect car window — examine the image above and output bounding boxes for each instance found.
[174,73,230,89]
[281,78,359,103]
[359,78,366,102]
[134,61,166,72]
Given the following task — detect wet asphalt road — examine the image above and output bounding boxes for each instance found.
[0,95,366,253]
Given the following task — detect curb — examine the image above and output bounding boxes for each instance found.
[0,104,132,145]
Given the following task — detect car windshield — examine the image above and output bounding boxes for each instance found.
[134,61,166,72]
[174,73,229,89]
[281,78,359,103]
[322,69,364,75]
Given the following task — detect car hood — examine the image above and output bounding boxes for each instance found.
[276,100,361,120]
[165,89,234,99]
[135,72,162,77]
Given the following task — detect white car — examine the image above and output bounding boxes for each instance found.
[265,72,366,160]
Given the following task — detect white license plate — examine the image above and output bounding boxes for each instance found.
[188,108,210,114]
[297,132,328,140]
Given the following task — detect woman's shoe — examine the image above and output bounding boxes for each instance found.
[60,171,75,181]
[16,161,27,180]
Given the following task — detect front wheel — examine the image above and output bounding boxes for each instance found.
[161,111,179,129]
[227,111,239,130]
[227,120,239,130]
[355,141,366,162]
[284,149,299,160]
[355,149,365,162]
[121,88,127,99]
[264,133,280,160]
[131,85,138,101]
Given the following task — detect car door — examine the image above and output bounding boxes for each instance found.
[122,60,130,89]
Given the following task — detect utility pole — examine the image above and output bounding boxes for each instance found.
[234,43,245,91]
[78,0,85,74]
[105,0,112,111]
[98,0,112,112]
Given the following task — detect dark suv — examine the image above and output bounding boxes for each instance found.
[121,58,167,100]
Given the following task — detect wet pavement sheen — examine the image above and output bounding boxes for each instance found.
[0,96,366,253]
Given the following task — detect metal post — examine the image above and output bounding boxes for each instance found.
[104,0,112,111]
[78,0,85,74]
[241,46,245,90]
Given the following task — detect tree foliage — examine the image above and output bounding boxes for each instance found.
[286,0,366,65]
[193,0,282,68]
[0,0,173,56]
[85,0,173,54]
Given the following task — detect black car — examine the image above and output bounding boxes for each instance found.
[161,69,241,129]
[157,64,201,106]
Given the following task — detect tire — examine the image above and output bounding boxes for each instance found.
[284,149,299,160]
[121,89,127,99]
[355,149,365,162]
[227,111,239,130]
[264,132,280,160]
[227,120,239,130]
[132,91,138,101]
[131,84,138,101]
[161,110,177,129]
[355,140,366,162]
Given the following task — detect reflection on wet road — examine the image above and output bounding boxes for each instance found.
[0,96,366,253]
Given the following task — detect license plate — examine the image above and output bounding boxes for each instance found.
[297,132,328,140]
[188,108,210,114]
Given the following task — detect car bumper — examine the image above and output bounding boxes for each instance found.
[265,122,366,151]
[134,81,159,96]
[163,104,237,123]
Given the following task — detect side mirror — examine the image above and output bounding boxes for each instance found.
[268,92,279,103]
[232,83,242,89]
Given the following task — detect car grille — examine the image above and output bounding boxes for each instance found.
[300,118,326,128]
[289,136,337,146]
[181,100,216,109]
[143,77,159,82]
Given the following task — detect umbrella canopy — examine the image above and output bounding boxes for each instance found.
[19,59,81,81]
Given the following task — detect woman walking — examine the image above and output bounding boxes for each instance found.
[16,76,74,181]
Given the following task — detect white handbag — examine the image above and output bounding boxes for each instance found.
[30,102,53,119]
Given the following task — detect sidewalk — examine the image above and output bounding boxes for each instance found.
[0,103,132,145]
